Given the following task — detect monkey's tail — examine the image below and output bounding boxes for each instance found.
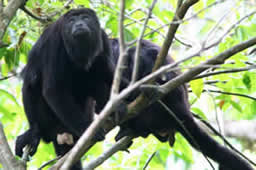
[178,112,253,170]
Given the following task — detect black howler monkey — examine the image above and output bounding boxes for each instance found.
[110,38,253,170]
[15,8,114,170]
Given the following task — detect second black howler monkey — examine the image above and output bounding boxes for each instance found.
[15,8,114,170]
[110,38,253,170]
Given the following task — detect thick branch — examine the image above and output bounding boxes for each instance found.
[125,0,199,123]
[0,122,26,170]
[0,0,26,42]
[162,36,256,93]
[54,36,256,170]
[152,0,199,72]
[127,36,256,121]
[59,99,121,169]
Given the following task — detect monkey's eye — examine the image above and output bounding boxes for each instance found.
[69,18,75,23]
[81,15,88,20]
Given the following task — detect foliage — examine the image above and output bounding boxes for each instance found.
[1,0,256,169]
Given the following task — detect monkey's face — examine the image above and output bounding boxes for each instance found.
[61,8,104,70]
[64,11,100,41]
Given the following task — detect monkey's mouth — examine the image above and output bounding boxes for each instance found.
[72,27,90,38]
[72,28,87,37]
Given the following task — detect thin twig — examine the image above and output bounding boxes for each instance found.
[111,0,127,97]
[38,156,61,170]
[162,36,256,93]
[205,90,224,145]
[193,65,256,80]
[174,36,193,48]
[142,151,157,170]
[131,0,157,84]
[56,36,256,170]
[204,89,256,101]
[20,7,51,23]
[204,80,227,85]
[98,2,166,39]
[193,114,256,167]
[125,17,145,27]
[205,10,256,50]
[21,0,73,23]
[203,2,239,46]
[83,136,133,170]
[0,73,16,81]
[158,100,215,169]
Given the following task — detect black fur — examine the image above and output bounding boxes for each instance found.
[15,8,113,170]
[111,39,253,170]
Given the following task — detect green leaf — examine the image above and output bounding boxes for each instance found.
[229,100,242,113]
[74,0,89,6]
[189,79,204,98]
[124,28,135,42]
[242,73,251,90]
[125,0,134,9]
[106,16,118,36]
[173,134,193,163]
[0,89,20,107]
[193,0,204,14]
[1,62,10,76]
[0,105,12,119]
[250,100,256,117]
[191,107,207,119]
[206,0,215,6]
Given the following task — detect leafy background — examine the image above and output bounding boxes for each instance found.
[1,0,256,169]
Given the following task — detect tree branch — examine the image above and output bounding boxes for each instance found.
[0,122,26,170]
[20,6,51,23]
[0,73,17,81]
[158,100,215,169]
[161,36,256,94]
[194,115,256,166]
[198,119,256,143]
[152,0,199,72]
[193,65,256,80]
[204,10,256,50]
[21,0,73,23]
[203,89,256,101]
[131,0,157,84]
[124,0,200,124]
[38,156,60,170]
[53,6,256,170]
[142,151,157,170]
[0,0,26,46]
[83,136,133,170]
[60,37,256,169]
[111,0,127,97]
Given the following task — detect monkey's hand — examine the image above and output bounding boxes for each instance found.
[140,84,165,103]
[15,129,40,157]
